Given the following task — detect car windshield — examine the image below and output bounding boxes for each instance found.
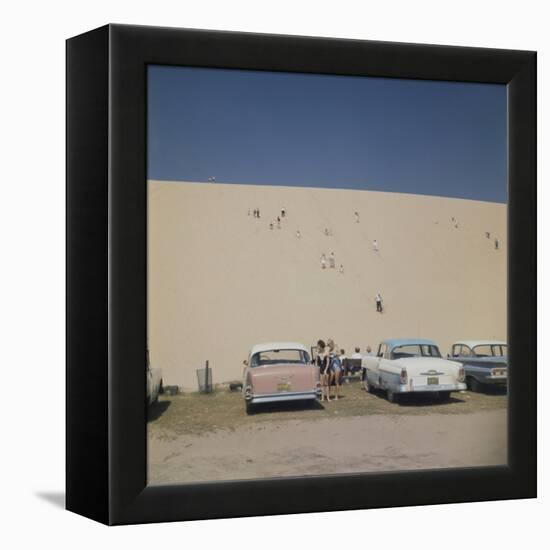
[473,344,507,357]
[390,344,441,359]
[250,349,310,367]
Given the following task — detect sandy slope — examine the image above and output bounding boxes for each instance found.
[148,180,506,390]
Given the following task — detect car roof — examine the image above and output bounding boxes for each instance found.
[249,342,309,356]
[453,340,507,348]
[381,338,438,349]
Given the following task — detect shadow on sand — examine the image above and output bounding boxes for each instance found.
[368,388,466,407]
[147,399,171,421]
[249,399,325,415]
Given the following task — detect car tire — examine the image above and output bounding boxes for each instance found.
[387,389,398,403]
[468,377,483,393]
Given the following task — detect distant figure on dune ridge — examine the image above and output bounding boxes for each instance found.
[296,230,301,239]
[375,293,383,313]
[495,238,499,250]
[339,264,344,274]
[329,252,336,268]
[355,211,360,223]
[320,254,327,269]
[281,208,286,218]
[373,239,379,252]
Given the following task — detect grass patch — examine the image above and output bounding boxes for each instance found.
[148,381,507,440]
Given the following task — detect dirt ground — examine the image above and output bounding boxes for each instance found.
[147,382,507,485]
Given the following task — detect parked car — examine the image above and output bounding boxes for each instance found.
[362,339,466,403]
[242,342,321,414]
[449,340,508,392]
[146,350,163,406]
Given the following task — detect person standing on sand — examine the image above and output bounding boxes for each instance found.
[269,222,274,230]
[373,239,379,252]
[320,254,327,269]
[277,216,281,229]
[375,293,383,313]
[495,238,499,250]
[257,208,261,219]
[281,208,286,218]
[329,251,336,268]
[486,231,491,239]
[315,340,330,402]
[296,230,301,239]
[339,264,344,274]
[365,346,374,356]
[326,341,343,400]
[355,211,360,223]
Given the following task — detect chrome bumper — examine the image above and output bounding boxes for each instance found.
[247,390,320,404]
[395,382,467,393]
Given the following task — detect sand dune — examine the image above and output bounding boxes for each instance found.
[148,180,506,390]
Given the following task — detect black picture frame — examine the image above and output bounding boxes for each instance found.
[66,24,536,526]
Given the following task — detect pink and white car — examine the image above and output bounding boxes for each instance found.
[242,342,321,414]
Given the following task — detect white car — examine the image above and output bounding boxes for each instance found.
[146,350,163,406]
[362,339,466,403]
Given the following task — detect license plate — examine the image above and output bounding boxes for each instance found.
[277,382,291,392]
[427,377,439,385]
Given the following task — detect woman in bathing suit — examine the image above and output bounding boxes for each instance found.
[316,339,330,402]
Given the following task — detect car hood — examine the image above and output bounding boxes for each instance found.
[393,356,460,375]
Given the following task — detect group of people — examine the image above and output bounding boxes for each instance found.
[314,340,375,402]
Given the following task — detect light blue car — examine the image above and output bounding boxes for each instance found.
[449,340,508,392]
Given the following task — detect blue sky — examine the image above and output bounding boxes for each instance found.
[148,65,507,203]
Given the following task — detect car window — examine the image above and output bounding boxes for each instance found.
[391,344,441,359]
[472,345,493,357]
[250,349,310,367]
[460,345,472,357]
[491,345,507,357]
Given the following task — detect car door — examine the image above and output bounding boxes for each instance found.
[365,344,385,387]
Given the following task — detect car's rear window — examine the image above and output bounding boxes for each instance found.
[251,349,310,367]
[473,344,507,357]
[390,344,441,359]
